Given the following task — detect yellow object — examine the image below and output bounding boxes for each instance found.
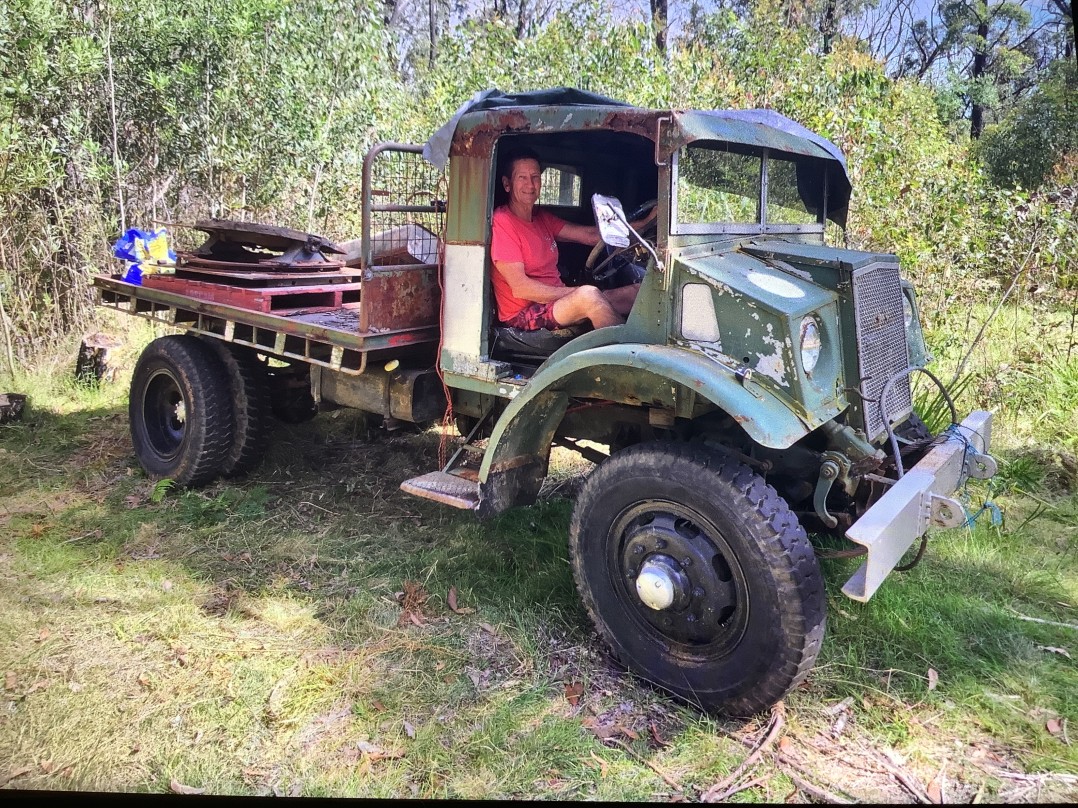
[384,359,400,372]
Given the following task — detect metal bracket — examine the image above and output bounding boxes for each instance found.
[813,460,841,529]
[966,451,998,479]
[929,494,965,528]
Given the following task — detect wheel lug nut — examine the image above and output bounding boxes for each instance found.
[655,539,667,550]
[682,557,692,567]
[663,617,672,626]
[627,568,637,579]
[692,587,704,598]
[686,614,697,623]
[632,546,643,555]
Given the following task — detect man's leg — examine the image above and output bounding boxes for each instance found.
[602,283,640,317]
[551,285,623,329]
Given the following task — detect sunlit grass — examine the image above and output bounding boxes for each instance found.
[2,302,1077,799]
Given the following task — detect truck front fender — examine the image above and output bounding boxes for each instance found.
[476,344,811,514]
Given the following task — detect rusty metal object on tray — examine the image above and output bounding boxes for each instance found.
[181,219,347,270]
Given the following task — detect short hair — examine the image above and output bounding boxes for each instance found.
[499,147,542,182]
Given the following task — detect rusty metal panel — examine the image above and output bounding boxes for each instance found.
[360,266,440,332]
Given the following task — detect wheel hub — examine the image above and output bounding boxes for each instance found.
[635,554,689,611]
[619,509,742,646]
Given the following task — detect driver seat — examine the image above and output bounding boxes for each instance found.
[490,324,586,362]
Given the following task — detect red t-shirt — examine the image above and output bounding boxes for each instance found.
[490,205,567,324]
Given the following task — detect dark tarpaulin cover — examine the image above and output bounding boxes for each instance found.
[422,87,630,169]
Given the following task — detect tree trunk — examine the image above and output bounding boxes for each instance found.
[74,332,122,386]
[970,19,989,139]
[650,0,668,55]
[821,0,838,55]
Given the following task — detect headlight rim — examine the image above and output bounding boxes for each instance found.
[799,315,822,374]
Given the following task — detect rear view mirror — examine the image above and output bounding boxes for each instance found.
[591,194,631,248]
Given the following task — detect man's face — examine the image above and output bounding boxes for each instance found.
[503,158,542,207]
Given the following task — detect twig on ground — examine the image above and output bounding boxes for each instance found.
[718,712,858,803]
[874,752,933,804]
[701,702,786,802]
[704,774,770,802]
[787,773,854,804]
[604,738,682,792]
[996,771,1078,786]
[1008,608,1078,632]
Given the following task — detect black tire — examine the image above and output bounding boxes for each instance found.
[129,335,234,487]
[569,441,826,716]
[198,338,272,476]
[267,368,318,424]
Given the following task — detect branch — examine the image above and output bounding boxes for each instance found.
[701,702,785,802]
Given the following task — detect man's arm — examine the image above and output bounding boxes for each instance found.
[554,205,658,247]
[493,260,573,304]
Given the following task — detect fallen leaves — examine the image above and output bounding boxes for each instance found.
[4,671,15,691]
[564,681,584,707]
[1036,645,1071,659]
[397,581,429,627]
[355,740,404,763]
[0,766,32,788]
[447,586,475,615]
[169,779,206,795]
[1046,717,1067,740]
[927,667,939,691]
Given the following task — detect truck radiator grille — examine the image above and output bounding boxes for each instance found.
[853,262,912,440]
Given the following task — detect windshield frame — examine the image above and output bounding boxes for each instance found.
[670,143,829,236]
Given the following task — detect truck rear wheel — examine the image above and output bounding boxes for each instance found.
[198,338,271,476]
[569,441,826,716]
[129,335,234,487]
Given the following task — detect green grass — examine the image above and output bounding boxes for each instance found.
[2,304,1077,800]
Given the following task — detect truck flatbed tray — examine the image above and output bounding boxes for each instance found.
[94,274,438,375]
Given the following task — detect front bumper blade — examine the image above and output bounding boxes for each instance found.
[842,410,995,602]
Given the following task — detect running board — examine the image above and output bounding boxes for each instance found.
[400,471,481,510]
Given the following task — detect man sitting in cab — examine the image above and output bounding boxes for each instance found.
[490,149,654,332]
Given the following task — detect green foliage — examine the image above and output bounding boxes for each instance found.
[977,61,1078,189]
[1,0,1075,372]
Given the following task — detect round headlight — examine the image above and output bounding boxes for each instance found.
[800,316,822,373]
[902,294,914,329]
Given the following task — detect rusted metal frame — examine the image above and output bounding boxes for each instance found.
[360,142,426,269]
[94,276,433,349]
[94,278,435,374]
[360,260,439,333]
[101,291,369,374]
[760,147,769,227]
[369,204,439,214]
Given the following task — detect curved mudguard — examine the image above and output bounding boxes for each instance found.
[476,344,814,515]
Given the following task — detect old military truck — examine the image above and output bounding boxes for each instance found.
[94,88,997,716]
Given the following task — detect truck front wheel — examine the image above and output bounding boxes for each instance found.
[569,442,826,716]
[129,335,234,487]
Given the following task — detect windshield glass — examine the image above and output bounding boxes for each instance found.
[675,143,826,230]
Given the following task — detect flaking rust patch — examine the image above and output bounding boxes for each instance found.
[754,323,790,386]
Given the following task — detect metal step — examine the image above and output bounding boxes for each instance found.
[400,470,481,510]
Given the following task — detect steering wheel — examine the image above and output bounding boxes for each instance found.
[585,199,658,281]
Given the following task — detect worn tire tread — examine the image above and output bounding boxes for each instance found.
[569,440,826,716]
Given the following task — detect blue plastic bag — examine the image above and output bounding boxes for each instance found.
[113,227,176,285]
